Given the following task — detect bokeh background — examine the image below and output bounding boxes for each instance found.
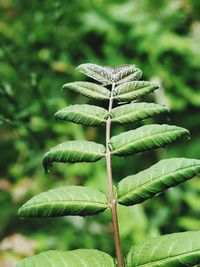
[0,0,200,266]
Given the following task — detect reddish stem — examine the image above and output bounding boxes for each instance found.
[105,83,124,267]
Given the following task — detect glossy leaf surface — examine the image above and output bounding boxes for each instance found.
[113,81,159,101]
[55,104,109,126]
[18,186,108,218]
[63,81,110,100]
[77,63,113,85]
[117,158,200,206]
[16,249,116,267]
[111,102,169,124]
[43,140,105,173]
[113,65,142,85]
[110,124,189,156]
[127,231,200,267]
[76,63,142,85]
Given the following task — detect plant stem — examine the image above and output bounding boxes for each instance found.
[105,83,124,267]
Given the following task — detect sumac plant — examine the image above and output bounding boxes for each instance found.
[17,64,200,267]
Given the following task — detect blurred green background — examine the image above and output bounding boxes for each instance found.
[0,0,200,266]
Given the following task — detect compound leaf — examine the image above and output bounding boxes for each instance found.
[117,158,200,206]
[63,81,110,100]
[111,103,169,124]
[43,140,105,173]
[16,249,116,267]
[109,124,189,156]
[18,186,108,218]
[113,81,159,102]
[127,231,200,267]
[55,104,109,127]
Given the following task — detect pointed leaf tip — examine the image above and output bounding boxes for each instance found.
[111,102,169,124]
[117,158,200,206]
[18,186,108,218]
[63,81,110,100]
[76,63,142,85]
[110,124,189,157]
[113,81,159,101]
[55,104,108,127]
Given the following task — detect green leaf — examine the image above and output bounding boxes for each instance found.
[77,63,113,85]
[62,81,110,100]
[16,249,116,267]
[109,124,189,157]
[113,81,159,101]
[43,140,105,173]
[113,65,142,85]
[76,63,142,85]
[55,104,109,127]
[117,158,200,206]
[18,186,108,218]
[111,103,169,124]
[127,231,200,267]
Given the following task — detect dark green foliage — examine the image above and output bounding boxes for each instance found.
[111,103,169,124]
[109,124,189,156]
[55,104,108,126]
[42,140,105,173]
[1,1,200,265]
[18,186,108,218]
[63,82,110,100]
[113,81,159,102]
[127,231,200,267]
[117,158,200,206]
[17,62,200,266]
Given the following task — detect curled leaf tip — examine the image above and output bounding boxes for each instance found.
[42,156,51,174]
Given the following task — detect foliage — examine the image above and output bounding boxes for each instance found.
[1,0,200,266]
[16,63,200,266]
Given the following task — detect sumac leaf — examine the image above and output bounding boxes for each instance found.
[18,186,108,218]
[113,65,142,85]
[55,104,109,127]
[16,249,116,267]
[117,158,200,206]
[76,63,142,85]
[127,231,200,267]
[77,63,113,85]
[63,81,110,100]
[111,102,169,124]
[43,140,105,173]
[113,81,159,102]
[109,124,189,156]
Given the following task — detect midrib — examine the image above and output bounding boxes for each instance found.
[131,249,200,267]
[118,164,200,201]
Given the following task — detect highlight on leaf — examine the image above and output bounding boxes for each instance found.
[77,63,113,85]
[111,102,169,124]
[113,65,142,85]
[76,63,142,85]
[113,81,159,102]
[18,186,108,218]
[62,81,110,100]
[127,231,200,267]
[109,124,189,157]
[17,62,200,267]
[55,104,109,127]
[16,249,116,267]
[43,140,105,173]
[117,158,200,206]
